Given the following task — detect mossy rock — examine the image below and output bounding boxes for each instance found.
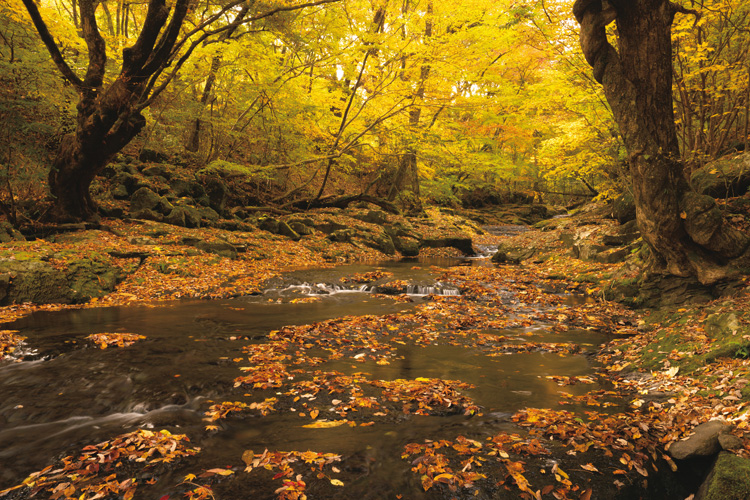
[692,153,750,198]
[277,221,301,241]
[195,240,238,259]
[611,193,636,223]
[0,259,70,305]
[130,187,173,215]
[354,210,389,225]
[165,206,201,228]
[697,452,750,500]
[203,176,229,214]
[362,231,396,255]
[67,258,120,302]
[142,164,174,179]
[327,229,354,243]
[393,235,420,257]
[258,217,280,234]
[288,221,313,236]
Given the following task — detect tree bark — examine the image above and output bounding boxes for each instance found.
[574,0,749,284]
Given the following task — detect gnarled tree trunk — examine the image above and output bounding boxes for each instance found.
[574,0,749,284]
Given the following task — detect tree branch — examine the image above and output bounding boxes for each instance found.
[79,0,107,88]
[20,0,84,90]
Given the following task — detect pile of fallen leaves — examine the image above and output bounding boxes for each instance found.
[85,332,146,349]
[0,330,24,360]
[0,429,199,500]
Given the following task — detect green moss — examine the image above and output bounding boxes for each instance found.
[639,329,704,372]
[198,160,275,181]
[702,452,750,500]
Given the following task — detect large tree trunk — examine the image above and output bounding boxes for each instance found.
[49,100,146,220]
[574,0,749,284]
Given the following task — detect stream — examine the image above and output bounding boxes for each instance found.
[0,255,695,499]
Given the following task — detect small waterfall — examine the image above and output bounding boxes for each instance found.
[266,282,458,297]
[405,285,460,296]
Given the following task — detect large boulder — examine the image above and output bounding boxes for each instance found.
[170,178,209,204]
[277,221,301,241]
[362,231,396,255]
[288,221,314,236]
[0,258,117,305]
[393,235,420,256]
[130,187,173,216]
[610,193,636,223]
[204,176,229,214]
[692,153,750,198]
[112,171,140,197]
[66,259,120,302]
[141,164,173,179]
[164,206,201,228]
[196,240,238,259]
[0,259,69,305]
[668,420,731,460]
[258,217,280,234]
[0,222,25,243]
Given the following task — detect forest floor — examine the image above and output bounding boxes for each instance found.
[1,204,750,499]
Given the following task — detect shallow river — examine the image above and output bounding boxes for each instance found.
[0,256,688,499]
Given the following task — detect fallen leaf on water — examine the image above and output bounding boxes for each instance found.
[302,420,348,428]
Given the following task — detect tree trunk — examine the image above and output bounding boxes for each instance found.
[387,0,431,215]
[574,0,749,284]
[48,104,146,221]
[186,55,221,153]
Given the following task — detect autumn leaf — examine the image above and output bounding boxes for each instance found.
[302,420,348,428]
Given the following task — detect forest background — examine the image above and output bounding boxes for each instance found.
[0,0,748,226]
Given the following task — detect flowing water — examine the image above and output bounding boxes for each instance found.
[0,256,686,499]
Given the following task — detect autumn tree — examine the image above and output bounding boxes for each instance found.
[22,0,339,222]
[574,0,749,284]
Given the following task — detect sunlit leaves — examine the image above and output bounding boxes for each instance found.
[241,448,342,500]
[85,332,146,349]
[0,330,25,360]
[0,430,199,500]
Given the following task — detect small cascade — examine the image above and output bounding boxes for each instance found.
[265,281,459,297]
[405,284,461,296]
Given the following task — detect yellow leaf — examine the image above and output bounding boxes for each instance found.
[330,479,344,486]
[680,211,687,219]
[206,468,234,476]
[580,463,599,473]
[184,473,197,482]
[310,409,319,419]
[302,420,347,428]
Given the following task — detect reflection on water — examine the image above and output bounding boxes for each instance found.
[0,258,610,497]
